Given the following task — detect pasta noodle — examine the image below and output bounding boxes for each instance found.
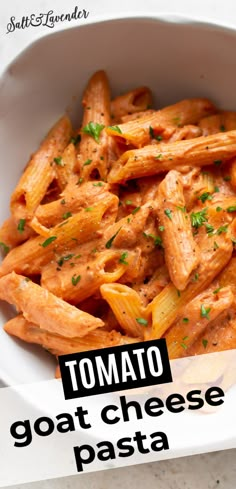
[1,69,236,376]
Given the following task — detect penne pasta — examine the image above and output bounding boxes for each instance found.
[111,86,152,121]
[80,70,111,180]
[4,314,139,356]
[108,130,236,183]
[166,285,234,359]
[157,170,200,290]
[10,116,72,219]
[106,98,216,147]
[0,272,104,338]
[100,283,148,338]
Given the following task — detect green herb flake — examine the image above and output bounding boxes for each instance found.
[54,156,64,166]
[62,212,72,220]
[194,273,199,281]
[40,236,57,248]
[125,200,133,205]
[136,317,148,326]
[180,342,188,350]
[85,207,94,212]
[149,126,155,138]
[213,287,221,294]
[119,252,129,265]
[0,242,10,254]
[177,290,181,297]
[132,207,141,215]
[200,304,211,320]
[105,228,122,249]
[17,219,26,234]
[108,125,122,134]
[198,192,213,203]
[190,208,208,228]
[155,154,163,160]
[71,274,81,286]
[176,205,186,212]
[183,318,189,323]
[70,134,81,145]
[143,232,163,248]
[93,182,104,187]
[205,223,215,234]
[77,178,84,185]
[57,254,74,267]
[227,206,236,213]
[214,186,220,193]
[216,206,223,212]
[202,339,208,348]
[220,125,226,132]
[214,159,222,166]
[213,241,219,250]
[83,159,92,167]
[60,199,66,205]
[164,208,172,220]
[82,122,105,143]
[159,225,165,232]
[216,225,228,235]
[156,135,163,141]
[127,217,131,223]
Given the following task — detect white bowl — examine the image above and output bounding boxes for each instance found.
[1,15,236,386]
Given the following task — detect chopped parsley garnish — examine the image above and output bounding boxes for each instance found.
[127,217,131,223]
[213,241,219,250]
[60,199,66,205]
[198,192,213,203]
[214,159,222,166]
[155,154,163,159]
[227,206,236,212]
[71,274,81,286]
[82,122,105,142]
[17,219,26,234]
[62,212,72,220]
[77,178,83,185]
[159,225,165,232]
[194,273,199,281]
[93,182,104,187]
[119,252,129,265]
[54,156,63,166]
[183,318,189,323]
[83,159,92,166]
[40,236,57,247]
[202,339,208,348]
[190,208,208,228]
[125,200,133,205]
[149,127,163,141]
[0,242,10,254]
[164,208,172,220]
[216,225,228,235]
[132,207,141,214]
[176,205,186,212]
[108,125,122,134]
[216,206,223,212]
[213,287,221,294]
[70,134,81,145]
[57,254,74,267]
[200,304,211,320]
[143,232,163,248]
[177,290,181,297]
[220,125,226,132]
[214,186,220,193]
[136,317,148,326]
[205,223,214,234]
[85,207,94,212]
[105,228,121,249]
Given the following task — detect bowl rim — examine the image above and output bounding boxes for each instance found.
[1,12,236,80]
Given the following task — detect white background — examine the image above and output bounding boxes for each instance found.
[1,0,236,488]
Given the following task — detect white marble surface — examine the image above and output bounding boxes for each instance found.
[1,0,236,487]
